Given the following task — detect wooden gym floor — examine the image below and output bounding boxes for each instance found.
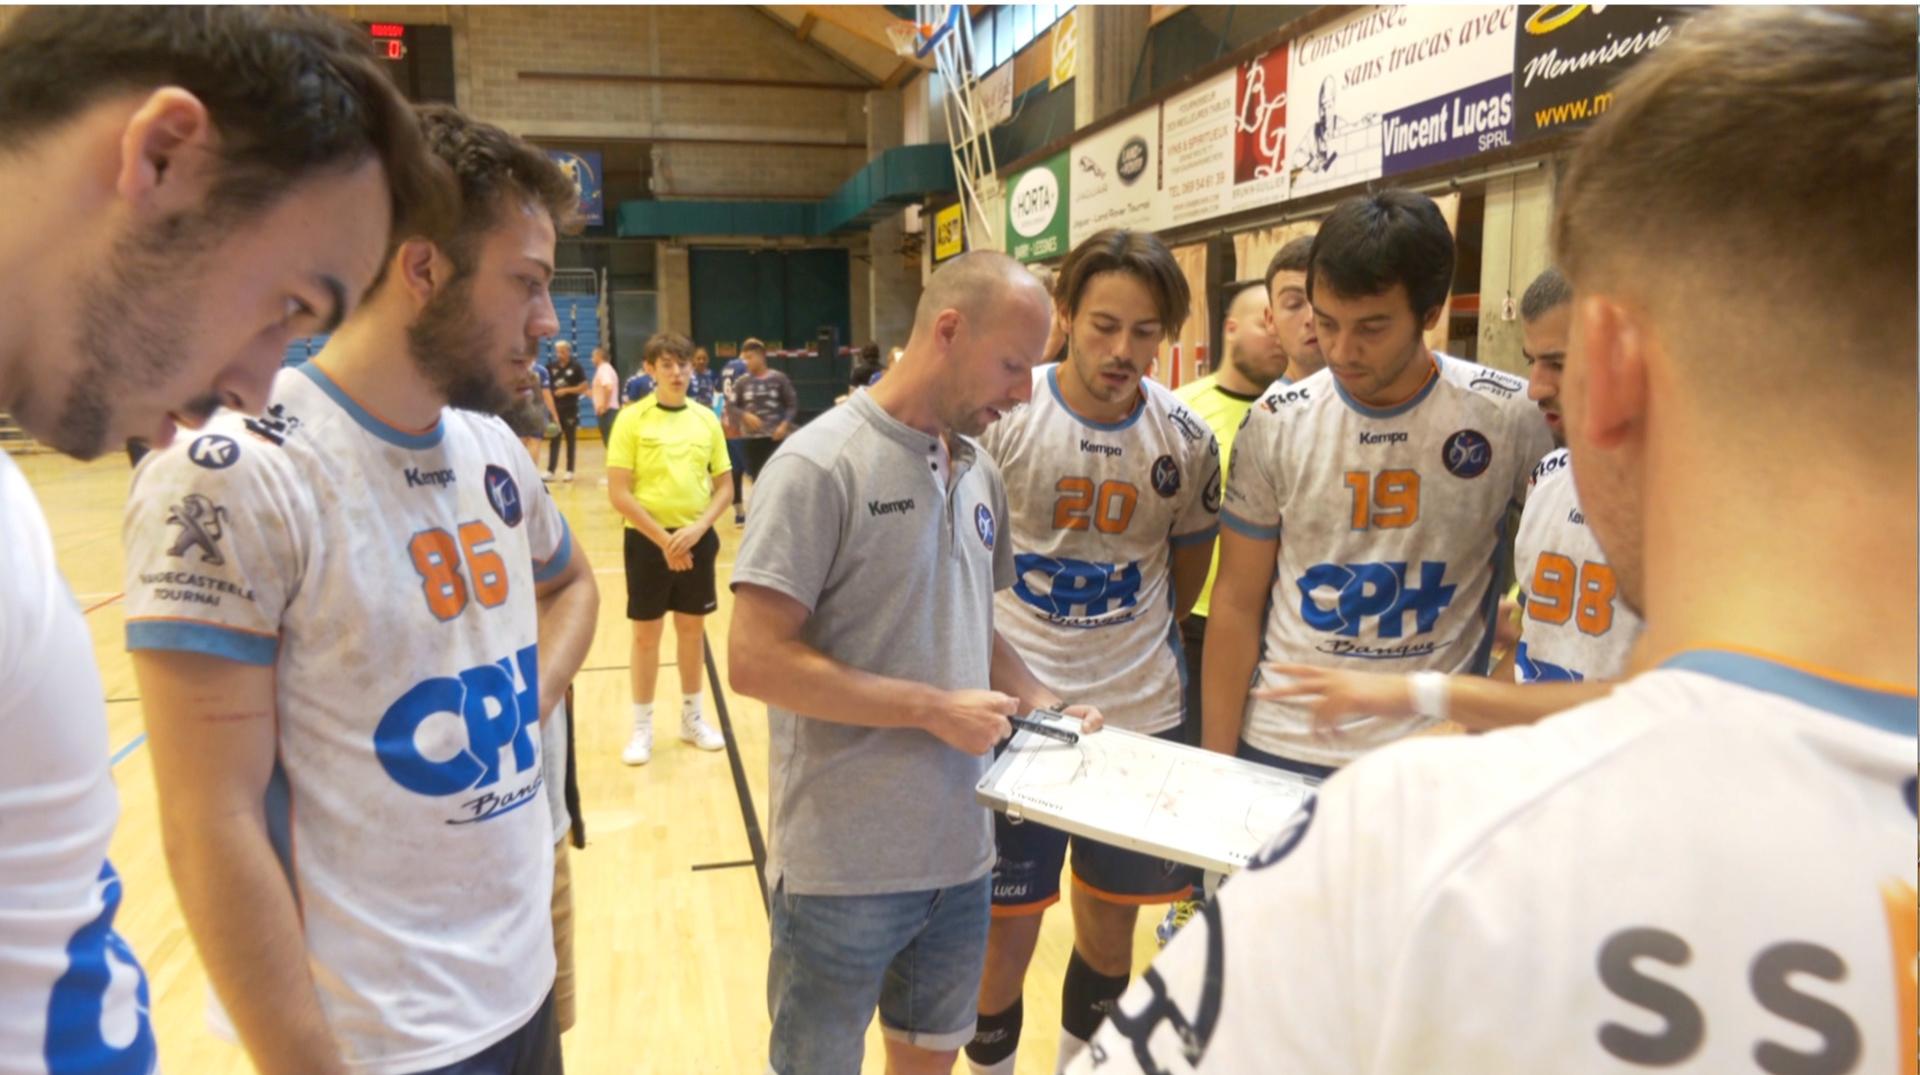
[20,435,1166,1074]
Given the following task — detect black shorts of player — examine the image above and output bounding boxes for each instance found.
[742,435,780,479]
[624,526,720,621]
[990,725,1199,915]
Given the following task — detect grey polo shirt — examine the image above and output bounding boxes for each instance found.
[731,390,1014,896]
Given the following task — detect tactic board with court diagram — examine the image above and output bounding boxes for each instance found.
[977,726,1321,876]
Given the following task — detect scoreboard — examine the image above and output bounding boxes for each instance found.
[358,22,455,104]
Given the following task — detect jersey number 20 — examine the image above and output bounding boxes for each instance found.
[408,521,510,621]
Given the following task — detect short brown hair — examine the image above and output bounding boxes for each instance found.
[1554,8,1915,358]
[0,6,448,239]
[644,332,695,366]
[1263,236,1316,295]
[741,338,767,355]
[416,104,579,273]
[1056,229,1191,338]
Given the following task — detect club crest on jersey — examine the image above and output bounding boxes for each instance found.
[1442,429,1492,479]
[165,494,229,565]
[1151,454,1181,498]
[484,465,523,527]
[1203,466,1222,513]
[187,434,240,470]
[975,503,996,549]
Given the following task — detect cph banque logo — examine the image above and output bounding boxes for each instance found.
[1010,165,1059,238]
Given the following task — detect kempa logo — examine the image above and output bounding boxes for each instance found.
[405,467,456,489]
[868,497,915,517]
[1358,431,1409,446]
[1010,165,1059,239]
[1079,439,1123,458]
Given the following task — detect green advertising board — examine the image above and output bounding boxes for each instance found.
[1005,151,1069,264]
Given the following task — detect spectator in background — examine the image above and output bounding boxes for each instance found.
[718,346,751,525]
[590,344,619,442]
[623,363,652,405]
[607,332,733,765]
[689,345,717,407]
[546,338,588,481]
[850,342,885,390]
[726,338,797,521]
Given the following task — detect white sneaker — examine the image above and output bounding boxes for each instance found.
[541,471,556,483]
[561,470,574,482]
[680,712,724,751]
[621,719,653,765]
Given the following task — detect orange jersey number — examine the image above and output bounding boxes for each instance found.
[1344,469,1421,530]
[1527,553,1617,636]
[1053,477,1139,534]
[409,521,510,621]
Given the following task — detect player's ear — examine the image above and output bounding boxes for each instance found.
[1570,294,1648,450]
[393,238,449,310]
[117,87,214,212]
[1420,302,1446,334]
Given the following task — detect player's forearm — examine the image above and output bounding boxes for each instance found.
[989,629,1066,712]
[1201,600,1261,754]
[534,561,598,720]
[162,813,347,1075]
[729,632,945,731]
[1444,676,1614,732]
[691,475,735,531]
[1169,540,1212,621]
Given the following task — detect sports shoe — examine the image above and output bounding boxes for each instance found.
[621,718,652,766]
[680,712,724,751]
[1156,897,1202,947]
[561,470,574,482]
[541,471,556,483]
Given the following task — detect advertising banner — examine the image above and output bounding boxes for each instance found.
[1514,5,1693,141]
[1161,71,1236,228]
[933,202,965,263]
[1069,106,1162,245]
[1229,43,1291,212]
[1286,5,1516,198]
[1006,152,1070,263]
[547,149,603,226]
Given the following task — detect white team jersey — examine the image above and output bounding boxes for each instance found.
[983,366,1220,733]
[1226,355,1554,764]
[122,364,571,1073]
[1075,651,1918,1074]
[0,452,156,1075]
[1513,449,1643,683]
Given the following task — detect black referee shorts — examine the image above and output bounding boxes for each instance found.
[624,527,720,621]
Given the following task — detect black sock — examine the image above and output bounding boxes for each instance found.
[964,996,1023,1066]
[1060,948,1130,1042]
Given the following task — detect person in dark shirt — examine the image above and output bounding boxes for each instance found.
[546,339,588,480]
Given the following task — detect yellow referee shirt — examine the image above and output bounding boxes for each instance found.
[606,396,732,529]
[1175,373,1269,618]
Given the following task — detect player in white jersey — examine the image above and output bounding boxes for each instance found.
[0,11,442,1073]
[124,108,598,1075]
[1258,268,1643,731]
[1075,9,1917,1070]
[1203,190,1555,776]
[969,231,1219,1075]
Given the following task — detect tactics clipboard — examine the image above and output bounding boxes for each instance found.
[976,723,1320,876]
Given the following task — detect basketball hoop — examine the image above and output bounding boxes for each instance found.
[885,20,922,59]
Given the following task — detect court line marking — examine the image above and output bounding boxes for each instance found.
[690,859,755,873]
[82,592,124,616]
[110,733,147,768]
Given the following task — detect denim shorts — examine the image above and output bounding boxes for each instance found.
[766,873,991,1074]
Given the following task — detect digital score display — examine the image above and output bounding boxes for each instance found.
[357,22,454,103]
[368,23,407,61]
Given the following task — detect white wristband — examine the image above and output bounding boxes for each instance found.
[1409,671,1451,722]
